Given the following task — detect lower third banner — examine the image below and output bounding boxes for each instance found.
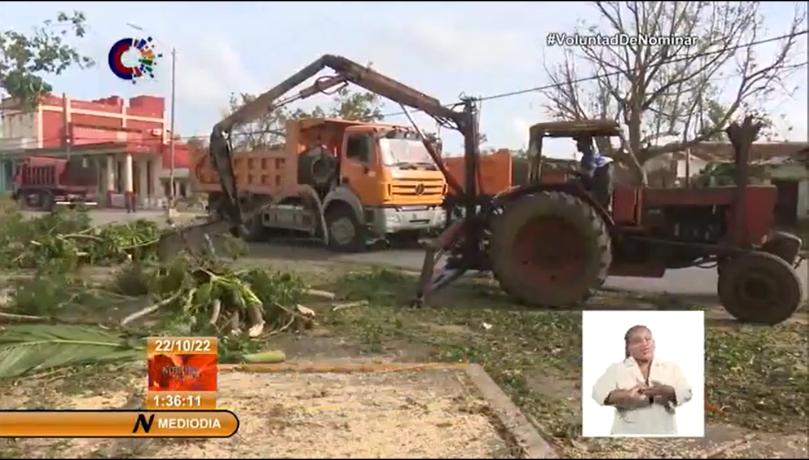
[0,410,239,438]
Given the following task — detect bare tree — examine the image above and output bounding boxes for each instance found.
[543,1,806,183]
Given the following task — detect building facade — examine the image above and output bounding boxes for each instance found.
[0,93,193,208]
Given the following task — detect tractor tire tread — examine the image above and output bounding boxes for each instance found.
[489,191,611,308]
[718,251,803,325]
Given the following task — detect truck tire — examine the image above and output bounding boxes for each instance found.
[489,191,611,307]
[325,204,366,253]
[41,192,55,212]
[16,194,29,211]
[718,251,803,325]
[298,147,337,188]
[241,214,266,242]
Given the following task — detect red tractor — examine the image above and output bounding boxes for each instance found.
[419,118,804,325]
[179,53,802,324]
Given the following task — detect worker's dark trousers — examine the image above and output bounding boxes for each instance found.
[592,164,614,210]
[125,194,136,213]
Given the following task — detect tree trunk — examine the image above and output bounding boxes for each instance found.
[626,105,648,186]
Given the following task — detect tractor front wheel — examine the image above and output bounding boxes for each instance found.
[489,191,612,307]
[718,252,804,325]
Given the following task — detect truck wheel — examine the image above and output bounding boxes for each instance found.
[326,205,366,253]
[41,192,55,212]
[718,252,803,325]
[489,191,612,307]
[16,194,29,211]
[241,215,266,242]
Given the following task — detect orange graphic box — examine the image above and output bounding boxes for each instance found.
[147,338,218,392]
[148,353,218,392]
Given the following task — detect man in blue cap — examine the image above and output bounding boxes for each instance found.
[576,136,614,210]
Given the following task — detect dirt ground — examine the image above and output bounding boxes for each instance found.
[161,369,515,459]
[247,258,809,459]
[0,365,518,459]
[0,255,807,459]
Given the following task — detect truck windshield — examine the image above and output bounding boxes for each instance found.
[379,138,436,168]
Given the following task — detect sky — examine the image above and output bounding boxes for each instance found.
[1,1,807,158]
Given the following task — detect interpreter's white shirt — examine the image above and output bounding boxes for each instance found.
[592,357,693,436]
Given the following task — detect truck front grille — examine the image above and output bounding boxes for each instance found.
[390,179,445,198]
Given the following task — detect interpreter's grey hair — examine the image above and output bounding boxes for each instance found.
[624,325,651,359]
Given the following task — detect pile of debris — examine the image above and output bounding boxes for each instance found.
[0,208,317,379]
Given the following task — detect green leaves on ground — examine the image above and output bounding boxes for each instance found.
[0,207,309,379]
[0,208,161,271]
[0,325,143,379]
[326,269,809,436]
[335,268,411,304]
[706,323,809,432]
[113,253,306,334]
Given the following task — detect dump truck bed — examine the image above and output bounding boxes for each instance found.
[443,150,513,196]
[193,147,300,198]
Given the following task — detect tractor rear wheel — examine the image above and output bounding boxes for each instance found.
[718,252,803,325]
[489,191,612,307]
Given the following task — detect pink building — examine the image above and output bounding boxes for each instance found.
[0,93,193,206]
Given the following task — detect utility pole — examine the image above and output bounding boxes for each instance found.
[168,47,177,214]
[125,23,177,215]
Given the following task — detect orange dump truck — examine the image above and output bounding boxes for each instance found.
[193,118,448,252]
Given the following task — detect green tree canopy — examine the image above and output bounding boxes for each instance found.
[224,87,385,152]
[0,11,94,109]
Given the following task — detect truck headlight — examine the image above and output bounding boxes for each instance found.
[385,213,400,225]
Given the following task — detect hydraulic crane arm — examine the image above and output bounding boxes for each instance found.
[210,54,470,228]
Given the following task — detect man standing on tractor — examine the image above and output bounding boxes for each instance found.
[576,136,614,210]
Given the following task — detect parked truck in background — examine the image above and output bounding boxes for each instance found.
[192,117,449,252]
[12,156,98,211]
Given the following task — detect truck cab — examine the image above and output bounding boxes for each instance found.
[196,118,448,252]
[335,124,447,242]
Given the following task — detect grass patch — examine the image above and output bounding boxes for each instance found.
[322,267,809,439]
[706,324,808,432]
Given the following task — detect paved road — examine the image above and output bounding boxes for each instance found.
[255,244,808,301]
[40,209,808,301]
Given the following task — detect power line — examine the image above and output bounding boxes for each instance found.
[374,29,809,119]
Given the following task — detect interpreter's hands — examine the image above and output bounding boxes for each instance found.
[606,382,650,408]
[642,381,675,403]
[626,383,647,399]
[613,382,647,404]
